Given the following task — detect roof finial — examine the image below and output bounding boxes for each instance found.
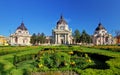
[21,17,24,23]
[60,14,64,19]
[98,18,102,26]
[99,22,102,26]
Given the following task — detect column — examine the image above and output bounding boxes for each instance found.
[57,34,58,44]
[100,36,102,45]
[55,34,57,44]
[64,34,66,44]
[53,34,55,44]
[66,34,68,44]
[58,34,60,44]
[10,36,13,45]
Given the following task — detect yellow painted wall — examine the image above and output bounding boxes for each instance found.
[0,36,8,46]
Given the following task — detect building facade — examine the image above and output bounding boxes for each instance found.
[93,23,114,45]
[52,15,73,44]
[0,35,8,46]
[10,22,31,46]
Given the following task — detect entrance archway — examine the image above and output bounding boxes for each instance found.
[61,39,64,44]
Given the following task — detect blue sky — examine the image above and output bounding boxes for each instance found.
[0,0,120,36]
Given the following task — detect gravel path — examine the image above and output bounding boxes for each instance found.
[31,71,79,75]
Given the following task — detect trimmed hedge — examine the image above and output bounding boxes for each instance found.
[0,46,43,75]
[0,46,120,75]
[91,46,120,52]
[0,46,41,56]
[0,59,15,75]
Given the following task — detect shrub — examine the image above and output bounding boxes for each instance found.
[10,69,23,75]
[0,59,15,75]
[37,51,70,69]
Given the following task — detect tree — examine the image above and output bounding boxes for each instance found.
[86,34,92,44]
[30,33,37,45]
[30,32,46,45]
[40,32,46,44]
[115,30,120,37]
[80,30,87,43]
[73,29,81,43]
[80,30,92,44]
[37,33,41,44]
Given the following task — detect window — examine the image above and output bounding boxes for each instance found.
[60,26,65,30]
[102,31,105,33]
[18,31,21,33]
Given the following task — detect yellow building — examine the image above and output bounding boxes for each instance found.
[0,35,8,46]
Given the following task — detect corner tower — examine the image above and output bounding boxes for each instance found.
[10,22,31,46]
[93,22,113,45]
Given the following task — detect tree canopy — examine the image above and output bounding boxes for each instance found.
[30,32,46,45]
[73,29,92,44]
[73,29,81,43]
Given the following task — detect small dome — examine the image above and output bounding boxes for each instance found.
[17,22,27,30]
[57,15,67,25]
[95,23,106,31]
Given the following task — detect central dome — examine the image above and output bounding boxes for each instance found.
[57,15,67,25]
